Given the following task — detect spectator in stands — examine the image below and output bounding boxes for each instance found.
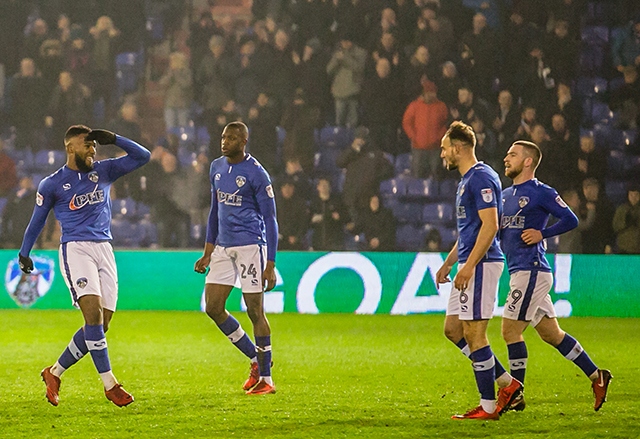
[402,80,449,179]
[368,31,404,78]
[280,88,320,173]
[549,82,582,130]
[159,51,193,131]
[576,134,607,184]
[67,26,91,87]
[0,138,18,197]
[196,35,232,136]
[470,116,499,171]
[394,0,421,47]
[0,175,35,249]
[276,179,310,250]
[326,32,367,127]
[188,12,219,74]
[38,38,65,90]
[353,194,396,251]
[557,188,592,254]
[9,58,48,149]
[281,157,313,201]
[514,105,537,141]
[336,126,394,222]
[293,38,331,124]
[414,4,455,66]
[612,15,640,71]
[174,151,210,247]
[89,15,120,115]
[538,113,578,191]
[228,37,262,115]
[609,66,640,130]
[404,45,438,104]
[543,19,578,84]
[436,61,464,108]
[206,99,242,158]
[23,18,50,63]
[267,29,297,109]
[450,86,491,126]
[613,184,640,254]
[580,178,614,254]
[502,9,540,100]
[492,89,520,148]
[521,41,556,110]
[247,91,280,175]
[310,177,347,251]
[45,71,92,146]
[331,0,374,48]
[460,12,498,101]
[361,58,403,154]
[108,102,143,158]
[289,0,333,47]
[367,8,398,51]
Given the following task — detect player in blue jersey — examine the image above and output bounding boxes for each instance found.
[194,121,278,395]
[18,125,150,407]
[499,140,611,412]
[435,121,522,420]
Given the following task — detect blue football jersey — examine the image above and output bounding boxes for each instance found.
[500,179,578,274]
[456,162,504,263]
[20,135,150,256]
[205,154,278,261]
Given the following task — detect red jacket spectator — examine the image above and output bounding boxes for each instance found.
[402,81,449,151]
[0,139,18,196]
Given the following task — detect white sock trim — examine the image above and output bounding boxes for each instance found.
[86,338,108,351]
[565,341,584,362]
[100,371,117,390]
[480,399,496,414]
[227,327,246,344]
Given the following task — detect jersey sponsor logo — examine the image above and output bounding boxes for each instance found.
[236,175,246,187]
[88,171,99,183]
[481,188,493,203]
[555,195,568,208]
[215,173,221,180]
[518,196,530,208]
[501,215,525,229]
[456,205,466,219]
[4,255,55,308]
[36,192,44,206]
[63,183,71,191]
[76,277,88,289]
[266,184,274,198]
[69,189,106,210]
[217,189,243,206]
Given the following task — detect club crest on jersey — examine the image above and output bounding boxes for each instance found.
[266,184,274,198]
[4,255,55,308]
[215,173,221,180]
[481,188,493,203]
[88,171,99,183]
[518,196,530,208]
[63,183,71,191]
[236,176,246,187]
[76,277,88,289]
[36,192,44,206]
[69,189,105,210]
[555,195,568,208]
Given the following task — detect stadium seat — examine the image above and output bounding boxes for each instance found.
[438,178,458,199]
[546,235,560,253]
[608,128,637,151]
[405,177,437,199]
[392,202,423,224]
[276,126,286,146]
[177,146,197,168]
[380,177,409,198]
[6,149,34,172]
[112,198,137,219]
[575,76,608,98]
[584,2,616,26]
[422,202,455,224]
[110,217,141,248]
[314,149,342,174]
[605,180,628,205]
[115,51,143,98]
[607,150,625,174]
[196,125,210,147]
[579,45,607,76]
[0,197,7,218]
[136,202,151,218]
[394,153,411,175]
[581,25,609,44]
[138,218,158,247]
[436,226,458,250]
[33,150,66,172]
[396,224,427,251]
[591,124,612,149]
[344,232,365,251]
[318,126,354,149]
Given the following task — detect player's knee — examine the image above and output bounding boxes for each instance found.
[205,303,225,323]
[246,306,265,324]
[538,327,564,346]
[443,326,461,343]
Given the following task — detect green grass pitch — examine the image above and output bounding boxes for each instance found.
[1,310,638,438]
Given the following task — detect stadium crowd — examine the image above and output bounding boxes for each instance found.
[1,0,640,254]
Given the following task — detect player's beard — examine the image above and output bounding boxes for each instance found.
[74,153,94,173]
[505,163,523,179]
[443,157,457,171]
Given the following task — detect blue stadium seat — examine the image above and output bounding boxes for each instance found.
[196,125,210,147]
[177,146,197,168]
[575,76,608,98]
[136,202,151,218]
[276,126,286,146]
[438,178,458,199]
[110,217,141,248]
[435,225,458,250]
[33,150,66,172]
[583,99,614,126]
[115,51,143,98]
[138,218,158,247]
[168,125,196,149]
[394,153,411,175]
[0,197,7,217]
[380,177,408,198]
[605,180,628,205]
[6,149,34,172]
[581,26,609,44]
[344,232,365,251]
[422,202,455,224]
[590,124,612,149]
[607,150,625,174]
[546,235,560,253]
[318,126,354,149]
[405,177,437,199]
[584,2,616,26]
[112,198,137,219]
[314,149,342,174]
[392,202,423,224]
[579,45,607,76]
[608,76,625,93]
[608,128,637,151]
[396,224,426,251]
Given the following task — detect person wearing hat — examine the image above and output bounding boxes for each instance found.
[402,79,449,179]
[612,183,640,254]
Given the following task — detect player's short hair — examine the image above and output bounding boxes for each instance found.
[225,121,249,139]
[513,140,542,170]
[445,121,476,148]
[64,125,91,144]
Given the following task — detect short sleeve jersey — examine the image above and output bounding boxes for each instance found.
[456,162,504,263]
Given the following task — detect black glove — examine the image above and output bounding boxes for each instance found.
[86,129,116,145]
[19,254,34,274]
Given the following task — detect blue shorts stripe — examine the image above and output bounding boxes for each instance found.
[518,271,538,321]
[61,243,78,304]
[473,262,484,320]
[258,244,265,291]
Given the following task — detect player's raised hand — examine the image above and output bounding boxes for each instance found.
[435,264,452,289]
[18,253,34,274]
[86,129,116,145]
[521,229,543,245]
[263,261,276,292]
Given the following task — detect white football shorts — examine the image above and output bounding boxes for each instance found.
[205,244,266,293]
[446,261,504,320]
[503,270,555,326]
[59,241,118,311]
